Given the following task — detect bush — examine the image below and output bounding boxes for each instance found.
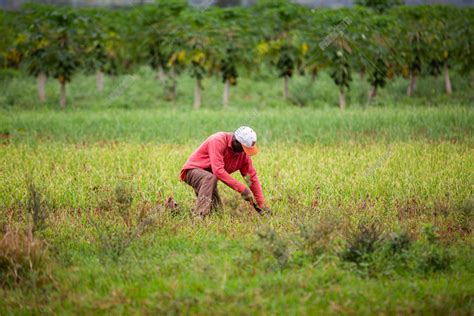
[458,198,473,234]
[386,230,412,254]
[415,244,452,273]
[370,226,452,276]
[415,225,452,273]
[368,230,414,276]
[340,223,382,266]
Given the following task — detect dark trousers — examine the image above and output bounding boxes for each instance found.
[185,168,223,216]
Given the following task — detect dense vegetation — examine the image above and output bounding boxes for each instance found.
[1,0,473,108]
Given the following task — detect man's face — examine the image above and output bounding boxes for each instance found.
[231,135,244,153]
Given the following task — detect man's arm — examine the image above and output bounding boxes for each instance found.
[208,137,247,193]
[240,157,265,208]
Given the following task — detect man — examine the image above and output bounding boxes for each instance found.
[180,126,267,217]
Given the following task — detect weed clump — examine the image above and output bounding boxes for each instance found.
[386,230,412,254]
[114,183,134,227]
[93,182,163,262]
[26,182,50,233]
[415,225,452,273]
[458,199,473,235]
[341,223,382,266]
[342,224,452,276]
[0,226,52,288]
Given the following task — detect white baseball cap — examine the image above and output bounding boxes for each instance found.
[234,126,258,156]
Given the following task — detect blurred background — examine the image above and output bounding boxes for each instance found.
[1,0,473,111]
[1,0,472,10]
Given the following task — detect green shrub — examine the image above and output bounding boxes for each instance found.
[414,225,452,273]
[387,230,412,254]
[340,223,382,266]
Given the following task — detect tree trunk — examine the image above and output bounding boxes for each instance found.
[167,68,177,100]
[223,78,230,108]
[193,79,202,109]
[444,61,452,95]
[359,68,366,80]
[157,65,166,83]
[60,81,66,109]
[339,87,346,110]
[311,67,318,83]
[368,85,377,103]
[283,75,289,99]
[37,72,46,103]
[407,71,417,97]
[96,70,104,92]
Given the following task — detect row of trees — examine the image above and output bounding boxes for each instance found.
[1,0,473,108]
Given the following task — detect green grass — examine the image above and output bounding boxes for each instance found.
[1,66,473,111]
[0,69,473,314]
[1,106,473,145]
[1,141,473,314]
[1,142,472,212]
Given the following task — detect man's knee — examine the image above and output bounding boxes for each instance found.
[206,173,218,187]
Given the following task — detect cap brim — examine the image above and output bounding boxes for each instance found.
[242,144,258,156]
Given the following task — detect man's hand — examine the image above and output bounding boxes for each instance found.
[241,187,253,202]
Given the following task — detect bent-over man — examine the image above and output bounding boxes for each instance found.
[180,126,267,217]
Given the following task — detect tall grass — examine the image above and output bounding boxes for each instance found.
[1,106,472,145]
[1,142,471,232]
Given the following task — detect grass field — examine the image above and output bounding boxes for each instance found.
[1,69,473,314]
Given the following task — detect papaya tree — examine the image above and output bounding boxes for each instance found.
[301,9,329,85]
[12,6,50,102]
[321,9,354,109]
[80,9,108,92]
[181,8,214,109]
[23,7,84,108]
[82,9,131,92]
[48,9,83,108]
[345,7,375,82]
[353,11,396,103]
[391,6,431,97]
[304,8,356,108]
[253,0,303,100]
[424,6,468,95]
[22,27,50,103]
[142,0,187,98]
[453,8,474,77]
[142,4,168,83]
[213,6,252,107]
[0,10,24,70]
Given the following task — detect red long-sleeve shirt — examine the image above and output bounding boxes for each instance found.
[180,132,265,207]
